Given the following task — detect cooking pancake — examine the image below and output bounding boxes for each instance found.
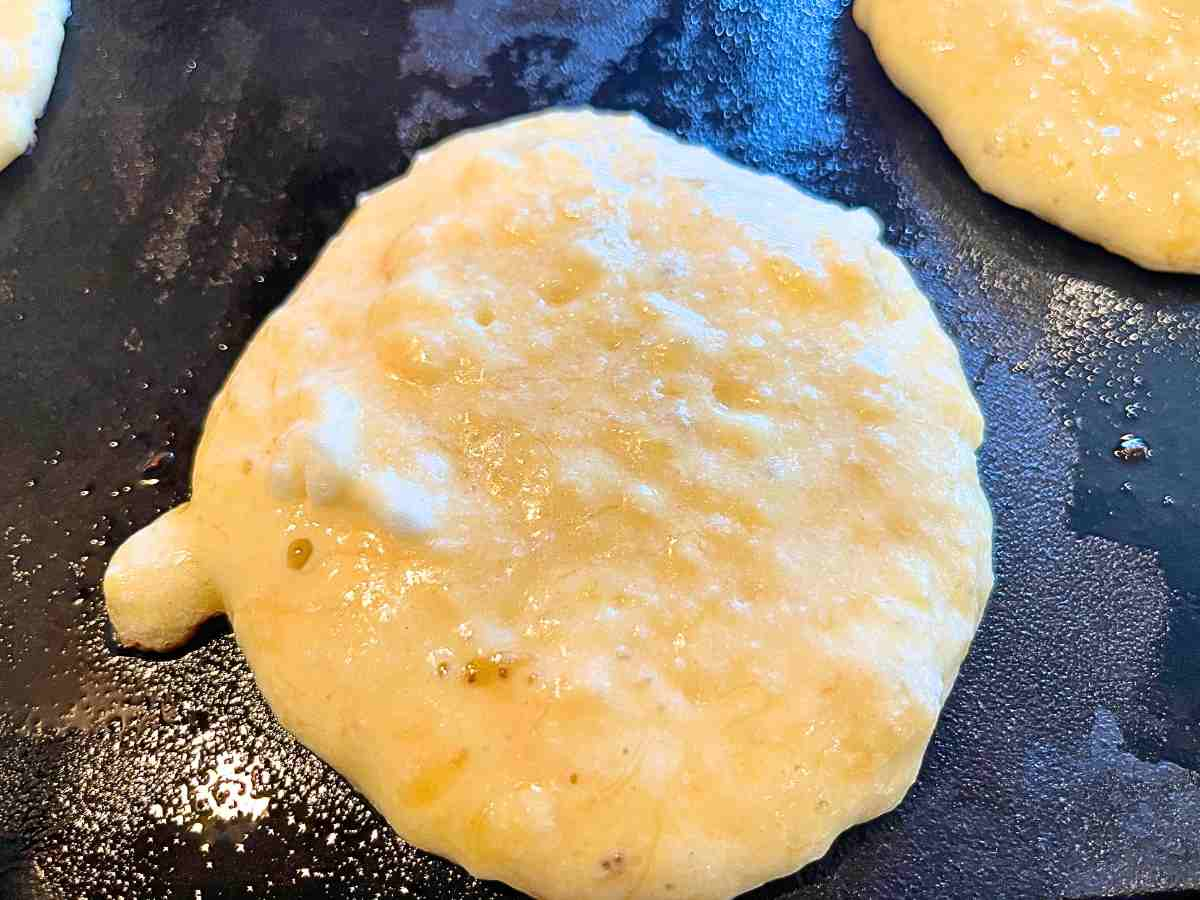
[855,0,1200,274]
[0,0,69,172]
[104,110,993,900]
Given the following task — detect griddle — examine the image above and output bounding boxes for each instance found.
[2,2,1199,898]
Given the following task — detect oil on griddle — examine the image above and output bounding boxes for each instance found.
[1,2,1199,899]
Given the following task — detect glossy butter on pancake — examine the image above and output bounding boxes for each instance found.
[105,110,993,900]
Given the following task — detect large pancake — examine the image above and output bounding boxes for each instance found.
[105,110,993,900]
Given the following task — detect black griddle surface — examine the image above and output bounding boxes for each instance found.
[2,2,1199,898]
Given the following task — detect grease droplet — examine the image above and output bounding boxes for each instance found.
[1113,434,1151,463]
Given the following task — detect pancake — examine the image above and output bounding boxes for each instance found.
[0,0,70,172]
[855,0,1200,273]
[105,110,993,899]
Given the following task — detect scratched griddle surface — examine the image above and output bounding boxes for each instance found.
[1,2,1199,898]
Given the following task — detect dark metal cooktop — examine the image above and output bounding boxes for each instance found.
[2,1,1199,898]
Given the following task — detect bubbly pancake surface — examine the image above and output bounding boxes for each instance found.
[105,111,993,900]
[855,0,1200,273]
[0,0,69,172]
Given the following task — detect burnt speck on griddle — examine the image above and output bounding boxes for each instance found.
[1113,434,1151,463]
[139,450,176,486]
